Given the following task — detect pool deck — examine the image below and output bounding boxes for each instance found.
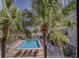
[6,40,44,58]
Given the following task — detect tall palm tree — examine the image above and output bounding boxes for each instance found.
[0,0,23,57]
[32,0,75,57]
[32,0,49,57]
[41,23,48,57]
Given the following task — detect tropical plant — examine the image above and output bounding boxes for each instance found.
[62,0,76,15]
[32,0,75,57]
[50,30,69,56]
[63,47,69,56]
[0,0,23,57]
[21,9,38,38]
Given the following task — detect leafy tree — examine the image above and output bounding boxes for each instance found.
[32,0,75,57]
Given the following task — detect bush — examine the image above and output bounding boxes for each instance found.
[63,44,76,57]
[63,47,69,56]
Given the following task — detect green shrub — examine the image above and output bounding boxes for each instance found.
[63,47,69,56]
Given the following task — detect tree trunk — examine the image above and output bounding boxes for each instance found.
[43,33,47,58]
[58,43,64,57]
[1,28,8,58]
[60,47,64,57]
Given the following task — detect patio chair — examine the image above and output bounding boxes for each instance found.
[14,50,22,57]
[21,50,28,57]
[27,50,32,56]
[33,50,38,57]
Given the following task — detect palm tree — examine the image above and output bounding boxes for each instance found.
[41,23,48,57]
[0,0,23,57]
[32,0,75,57]
[32,0,50,57]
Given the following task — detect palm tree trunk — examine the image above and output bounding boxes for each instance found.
[1,28,8,58]
[43,33,47,58]
[60,47,64,57]
[58,43,64,57]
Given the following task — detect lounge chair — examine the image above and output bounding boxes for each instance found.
[14,50,22,57]
[27,50,32,56]
[21,50,27,57]
[33,50,38,57]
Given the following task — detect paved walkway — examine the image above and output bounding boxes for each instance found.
[6,40,22,57]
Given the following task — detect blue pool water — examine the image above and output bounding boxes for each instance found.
[17,40,41,48]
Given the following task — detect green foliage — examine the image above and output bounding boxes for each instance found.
[63,0,76,15]
[43,0,48,4]
[50,31,69,45]
[41,7,49,16]
[0,0,32,45]
[1,0,8,17]
[63,47,69,56]
[23,29,31,39]
[5,0,14,9]
[0,19,10,30]
[32,0,75,48]
[6,35,13,44]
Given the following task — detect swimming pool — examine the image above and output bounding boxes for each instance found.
[16,39,41,50]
